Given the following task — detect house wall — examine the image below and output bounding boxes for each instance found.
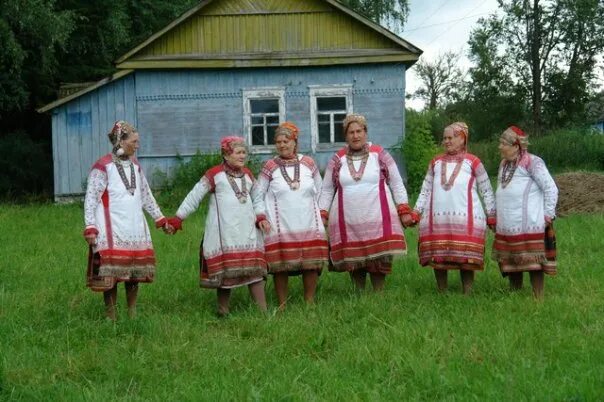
[51,63,407,198]
[135,63,406,180]
[51,75,136,199]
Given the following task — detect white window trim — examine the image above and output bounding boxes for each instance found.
[242,87,285,153]
[309,84,353,152]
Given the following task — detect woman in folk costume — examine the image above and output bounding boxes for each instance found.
[255,122,328,309]
[493,126,558,298]
[83,121,171,320]
[318,114,414,291]
[412,122,496,294]
[168,136,270,316]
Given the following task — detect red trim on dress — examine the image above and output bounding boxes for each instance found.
[101,190,113,249]
[467,174,475,235]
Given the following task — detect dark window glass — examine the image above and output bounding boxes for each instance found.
[251,116,263,125]
[318,123,331,143]
[266,115,279,125]
[252,126,265,146]
[251,99,279,114]
[317,96,346,111]
[267,126,277,145]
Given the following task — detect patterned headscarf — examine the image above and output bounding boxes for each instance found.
[220,136,246,156]
[342,113,367,134]
[107,120,136,156]
[501,126,529,150]
[444,122,469,147]
[275,121,300,142]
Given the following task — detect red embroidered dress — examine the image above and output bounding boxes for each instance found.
[175,164,267,289]
[255,155,328,273]
[493,152,558,274]
[84,154,165,291]
[414,153,495,270]
[318,144,409,272]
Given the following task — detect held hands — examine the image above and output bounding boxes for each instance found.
[83,227,99,246]
[400,213,416,228]
[258,219,271,234]
[487,216,497,232]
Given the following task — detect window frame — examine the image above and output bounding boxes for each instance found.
[309,84,353,152]
[242,87,285,153]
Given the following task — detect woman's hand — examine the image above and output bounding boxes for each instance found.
[258,220,271,234]
[401,214,416,228]
[85,234,97,246]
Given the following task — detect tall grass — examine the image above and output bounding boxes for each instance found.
[1,204,603,400]
[470,128,604,176]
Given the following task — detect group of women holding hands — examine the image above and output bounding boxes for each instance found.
[84,115,558,320]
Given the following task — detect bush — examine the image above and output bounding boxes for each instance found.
[471,127,604,177]
[402,109,440,194]
[154,150,264,209]
[0,132,53,201]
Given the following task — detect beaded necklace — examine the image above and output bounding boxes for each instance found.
[440,153,464,191]
[346,145,369,182]
[500,157,519,189]
[224,163,248,203]
[113,155,136,195]
[276,156,300,190]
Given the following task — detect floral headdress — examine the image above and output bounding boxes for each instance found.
[342,113,367,134]
[501,126,529,149]
[220,136,246,156]
[108,120,136,156]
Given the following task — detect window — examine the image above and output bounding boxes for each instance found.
[309,85,353,151]
[243,88,285,151]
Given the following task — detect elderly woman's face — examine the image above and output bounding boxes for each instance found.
[275,134,296,159]
[224,145,247,169]
[442,128,465,154]
[120,132,140,157]
[498,138,519,161]
[345,122,367,151]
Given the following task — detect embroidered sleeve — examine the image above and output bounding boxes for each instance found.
[140,169,164,222]
[84,168,107,229]
[530,156,558,219]
[413,163,434,215]
[318,156,337,212]
[251,173,267,217]
[380,150,408,205]
[474,161,496,216]
[175,177,212,220]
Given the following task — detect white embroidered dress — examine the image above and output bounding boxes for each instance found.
[493,152,558,272]
[255,155,328,273]
[414,153,495,269]
[176,164,267,289]
[318,144,409,271]
[84,154,165,291]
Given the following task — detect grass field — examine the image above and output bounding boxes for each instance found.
[1,203,603,401]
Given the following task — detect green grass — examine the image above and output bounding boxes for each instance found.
[1,203,603,401]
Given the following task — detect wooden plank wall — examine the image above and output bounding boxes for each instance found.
[52,75,137,199]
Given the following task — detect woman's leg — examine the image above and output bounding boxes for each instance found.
[529,270,544,299]
[274,273,289,310]
[350,269,367,291]
[125,282,139,318]
[248,281,268,312]
[217,288,231,316]
[369,273,386,292]
[508,272,523,291]
[103,285,118,320]
[434,269,448,292]
[302,270,319,303]
[460,269,475,295]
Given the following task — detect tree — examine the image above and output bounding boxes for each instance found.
[412,51,464,110]
[339,0,409,30]
[467,0,604,134]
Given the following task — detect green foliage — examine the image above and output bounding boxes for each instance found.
[339,0,409,30]
[471,127,604,177]
[402,109,439,194]
[154,151,264,209]
[1,204,604,399]
[0,132,53,200]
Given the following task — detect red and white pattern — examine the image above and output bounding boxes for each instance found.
[84,154,165,291]
[414,153,495,270]
[256,155,328,273]
[176,164,267,289]
[318,144,409,271]
[493,152,558,273]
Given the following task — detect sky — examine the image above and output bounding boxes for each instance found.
[400,0,501,109]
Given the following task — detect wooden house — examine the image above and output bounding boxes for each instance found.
[39,0,422,200]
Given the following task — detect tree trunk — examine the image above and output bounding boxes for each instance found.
[531,0,542,135]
